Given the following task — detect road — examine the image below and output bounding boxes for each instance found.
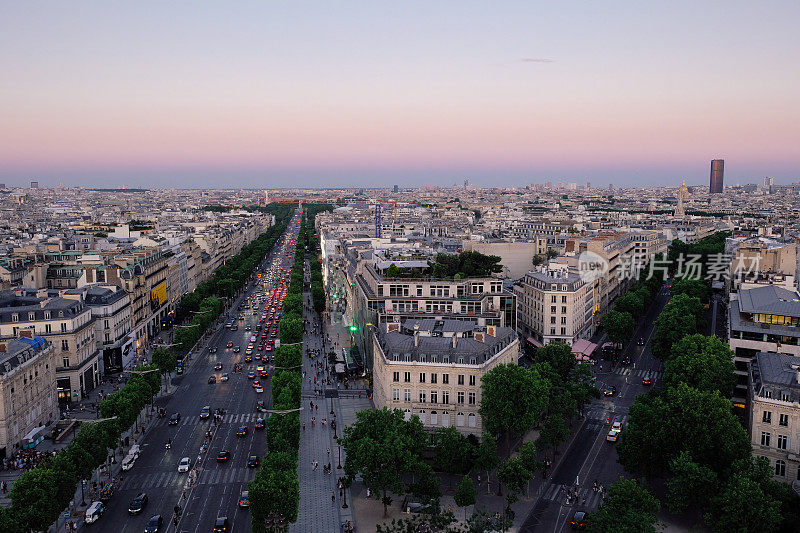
[97,211,301,533]
[520,280,672,532]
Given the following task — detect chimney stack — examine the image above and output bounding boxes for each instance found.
[0,342,7,353]
[452,334,458,349]
[414,331,420,347]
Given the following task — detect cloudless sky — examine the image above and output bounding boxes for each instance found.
[1,1,798,188]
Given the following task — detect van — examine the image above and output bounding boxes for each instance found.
[128,445,141,458]
[121,454,136,471]
[85,501,104,524]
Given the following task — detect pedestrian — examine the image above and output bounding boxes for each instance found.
[331,491,335,503]
[327,448,330,457]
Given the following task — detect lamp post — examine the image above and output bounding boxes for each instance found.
[337,443,342,469]
[80,479,87,506]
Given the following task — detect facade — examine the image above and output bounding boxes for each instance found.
[78,285,133,374]
[748,352,800,482]
[728,285,800,405]
[515,268,595,347]
[0,336,59,458]
[372,319,519,435]
[709,159,724,193]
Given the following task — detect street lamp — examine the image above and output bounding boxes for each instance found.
[80,479,87,506]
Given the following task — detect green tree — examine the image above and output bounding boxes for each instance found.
[152,347,176,388]
[480,363,550,455]
[497,457,531,506]
[454,475,477,522]
[340,408,427,517]
[616,383,751,478]
[603,309,635,345]
[531,254,544,267]
[535,341,575,381]
[473,432,500,495]
[585,478,660,533]
[651,293,705,360]
[518,440,541,476]
[615,292,645,317]
[433,427,475,483]
[536,412,569,458]
[671,276,710,302]
[545,248,558,260]
[385,263,400,279]
[705,460,781,533]
[279,315,303,345]
[10,468,65,532]
[664,334,736,397]
[666,451,718,513]
[248,452,300,531]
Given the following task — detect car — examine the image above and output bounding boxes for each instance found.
[214,363,223,371]
[256,400,267,412]
[247,455,260,468]
[128,492,148,515]
[245,348,253,355]
[220,373,229,382]
[612,421,622,432]
[226,341,233,348]
[245,325,251,331]
[84,501,104,524]
[213,517,230,532]
[178,457,191,472]
[621,354,631,365]
[252,379,261,387]
[250,335,257,342]
[570,511,586,530]
[244,354,253,363]
[144,514,163,533]
[603,386,617,396]
[606,428,620,442]
[168,412,181,425]
[217,450,230,462]
[255,386,264,394]
[233,346,240,353]
[208,375,217,384]
[259,370,269,378]
[254,418,265,430]
[637,337,645,346]
[209,347,217,353]
[200,405,211,419]
[247,371,256,379]
[642,376,652,386]
[230,325,238,331]
[238,490,250,508]
[236,426,248,437]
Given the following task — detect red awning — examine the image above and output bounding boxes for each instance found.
[526,336,543,348]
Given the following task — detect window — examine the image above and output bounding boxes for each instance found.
[393,371,399,382]
[470,357,477,365]
[61,339,69,351]
[442,373,449,384]
[404,389,411,402]
[62,356,70,367]
[458,356,465,364]
[468,392,476,405]
[761,432,771,447]
[442,391,449,404]
[457,391,465,404]
[61,323,67,332]
[430,411,438,425]
[776,460,786,477]
[419,373,426,383]
[561,317,567,324]
[392,388,400,401]
[28,312,35,321]
[458,375,464,385]
[443,355,450,364]
[562,296,567,303]
[551,295,557,303]
[551,306,556,313]
[417,410,426,424]
[777,435,788,450]
[561,327,566,335]
[467,413,477,428]
[469,375,476,386]
[550,316,556,324]
[562,306,567,313]
[11,313,18,322]
[431,373,437,384]
[781,391,790,402]
[763,411,772,424]
[404,372,411,383]
[779,413,789,426]
[550,328,556,335]
[456,412,465,426]
[419,390,426,403]
[431,391,438,404]
[45,324,52,334]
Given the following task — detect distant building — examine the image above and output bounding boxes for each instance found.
[393,185,399,193]
[709,159,724,193]
[30,181,39,189]
[764,177,774,187]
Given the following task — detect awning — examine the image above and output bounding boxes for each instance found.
[526,337,543,348]
[571,339,597,357]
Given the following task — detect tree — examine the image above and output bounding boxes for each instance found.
[480,364,549,455]
[585,478,660,533]
[518,441,541,476]
[385,263,400,279]
[651,293,705,360]
[545,248,558,260]
[705,463,781,533]
[497,457,531,506]
[433,427,475,483]
[340,408,427,517]
[615,292,645,317]
[663,335,736,397]
[536,412,569,458]
[535,342,575,381]
[10,468,65,532]
[603,309,635,345]
[279,314,303,345]
[531,254,544,267]
[152,347,176,387]
[616,383,751,478]
[666,451,718,513]
[671,276,710,302]
[249,452,299,530]
[473,432,500,495]
[454,475,477,522]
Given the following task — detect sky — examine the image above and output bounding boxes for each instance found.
[1,1,799,189]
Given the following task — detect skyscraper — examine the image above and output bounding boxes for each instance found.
[709,159,724,193]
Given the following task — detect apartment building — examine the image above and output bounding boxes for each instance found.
[77,285,133,374]
[0,336,59,458]
[372,319,520,436]
[515,268,595,348]
[729,285,800,405]
[0,289,99,404]
[748,352,800,482]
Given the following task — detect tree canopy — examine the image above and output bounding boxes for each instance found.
[586,478,660,533]
[663,334,736,397]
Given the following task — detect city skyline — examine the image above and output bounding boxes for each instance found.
[2,2,799,187]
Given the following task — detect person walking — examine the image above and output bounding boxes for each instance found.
[331,491,335,503]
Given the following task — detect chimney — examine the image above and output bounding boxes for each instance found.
[0,342,7,353]
[20,328,34,339]
[452,334,458,349]
[414,331,420,347]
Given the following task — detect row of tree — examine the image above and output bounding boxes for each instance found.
[1,365,161,532]
[303,205,331,315]
[249,210,304,532]
[602,272,664,346]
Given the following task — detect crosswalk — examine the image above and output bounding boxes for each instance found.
[155,412,265,428]
[582,408,629,425]
[540,482,605,510]
[123,467,255,491]
[610,367,662,380]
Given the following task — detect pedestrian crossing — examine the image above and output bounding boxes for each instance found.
[123,467,255,490]
[610,367,662,380]
[583,408,629,425]
[155,412,265,428]
[540,483,605,510]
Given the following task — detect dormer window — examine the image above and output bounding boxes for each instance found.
[11,313,19,322]
[28,312,35,321]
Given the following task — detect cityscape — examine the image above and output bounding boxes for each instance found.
[1,3,800,533]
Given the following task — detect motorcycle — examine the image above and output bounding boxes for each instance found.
[165,441,171,450]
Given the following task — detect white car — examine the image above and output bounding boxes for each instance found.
[220,373,229,382]
[85,501,104,524]
[606,429,620,442]
[611,421,622,432]
[178,457,191,473]
[255,386,264,394]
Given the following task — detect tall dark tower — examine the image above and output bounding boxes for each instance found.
[709,159,724,193]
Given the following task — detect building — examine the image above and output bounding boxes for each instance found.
[30,181,38,189]
[709,159,724,193]
[75,285,133,374]
[0,336,59,458]
[728,285,800,405]
[515,268,595,348]
[0,289,100,404]
[372,319,520,435]
[748,351,800,482]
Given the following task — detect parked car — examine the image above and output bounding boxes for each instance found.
[208,375,217,384]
